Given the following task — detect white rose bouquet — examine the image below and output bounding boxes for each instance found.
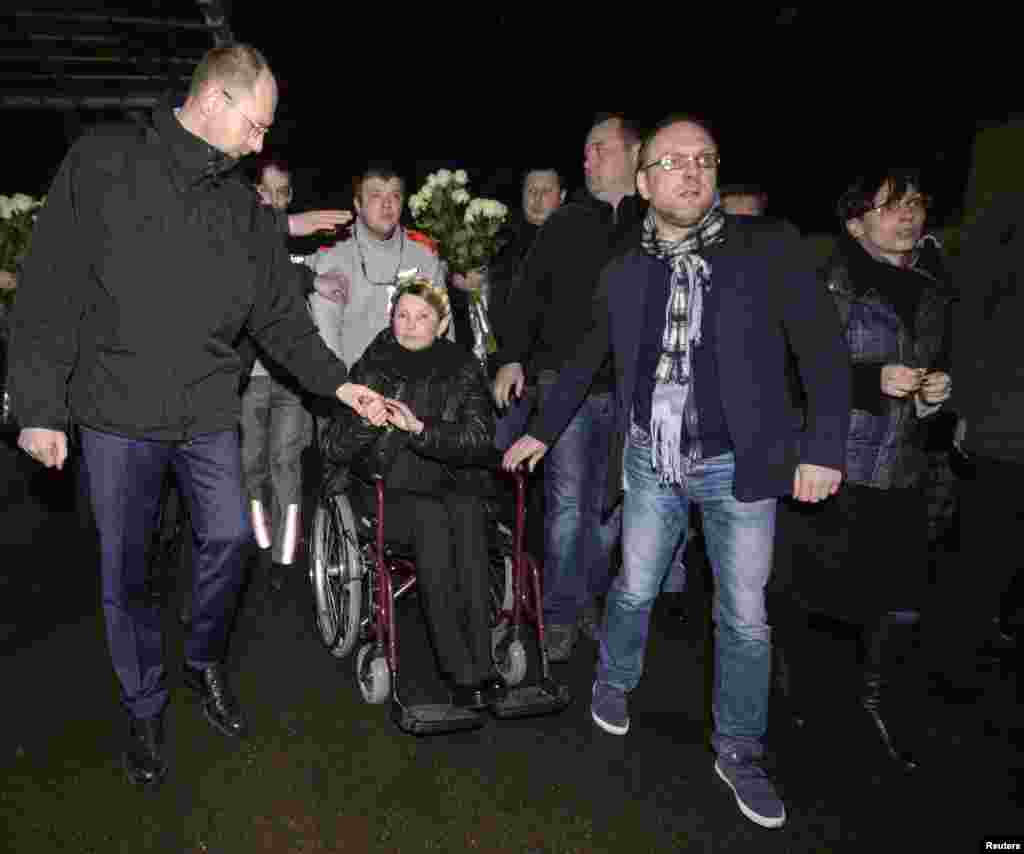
[0,193,45,309]
[408,169,508,276]
[407,170,509,361]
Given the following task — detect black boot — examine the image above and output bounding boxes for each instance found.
[123,714,168,789]
[861,670,918,771]
[861,618,918,772]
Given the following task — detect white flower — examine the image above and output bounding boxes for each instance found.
[454,170,468,185]
[452,188,470,205]
[397,268,420,284]
[408,192,427,217]
[0,196,12,220]
[434,169,453,187]
[10,193,37,214]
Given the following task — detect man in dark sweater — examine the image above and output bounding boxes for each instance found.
[6,44,387,789]
[491,115,646,661]
[504,115,850,829]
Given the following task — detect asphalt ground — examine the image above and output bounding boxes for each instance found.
[1,436,1021,853]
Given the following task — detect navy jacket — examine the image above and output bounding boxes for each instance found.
[529,216,851,507]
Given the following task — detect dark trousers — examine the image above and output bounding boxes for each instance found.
[361,488,493,686]
[80,426,251,720]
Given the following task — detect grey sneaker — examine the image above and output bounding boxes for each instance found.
[591,681,629,735]
[544,623,577,663]
[714,749,786,829]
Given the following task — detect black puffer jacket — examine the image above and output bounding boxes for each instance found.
[321,329,498,498]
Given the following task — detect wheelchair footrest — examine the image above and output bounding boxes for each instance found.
[392,703,486,736]
[490,681,571,720]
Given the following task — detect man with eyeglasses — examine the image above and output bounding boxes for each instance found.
[504,114,850,829]
[306,163,443,375]
[492,114,647,663]
[5,44,389,790]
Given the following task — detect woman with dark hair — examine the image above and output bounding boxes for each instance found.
[320,279,506,710]
[775,169,954,771]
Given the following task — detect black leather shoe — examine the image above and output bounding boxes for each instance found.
[185,663,248,738]
[479,675,508,706]
[451,683,486,710]
[123,714,168,789]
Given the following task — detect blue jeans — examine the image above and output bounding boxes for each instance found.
[80,427,251,719]
[598,423,776,750]
[539,374,620,626]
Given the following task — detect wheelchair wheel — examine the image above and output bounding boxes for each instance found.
[356,643,390,704]
[489,554,515,629]
[494,637,527,686]
[309,493,364,658]
[490,554,526,685]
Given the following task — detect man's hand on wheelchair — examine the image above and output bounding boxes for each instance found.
[502,434,548,473]
[336,383,389,426]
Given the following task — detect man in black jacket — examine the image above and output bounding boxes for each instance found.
[6,44,386,789]
[491,115,646,662]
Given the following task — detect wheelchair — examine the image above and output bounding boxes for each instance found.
[308,469,570,735]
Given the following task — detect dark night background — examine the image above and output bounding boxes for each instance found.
[1,4,1012,236]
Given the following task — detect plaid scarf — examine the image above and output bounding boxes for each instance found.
[640,204,725,484]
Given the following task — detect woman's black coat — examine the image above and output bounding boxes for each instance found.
[321,329,497,499]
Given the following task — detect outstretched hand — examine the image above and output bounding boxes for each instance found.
[288,210,353,237]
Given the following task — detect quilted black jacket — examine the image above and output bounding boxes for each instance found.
[321,329,498,498]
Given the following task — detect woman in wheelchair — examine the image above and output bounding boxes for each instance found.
[320,279,507,710]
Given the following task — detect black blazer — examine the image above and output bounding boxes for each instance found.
[529,216,852,508]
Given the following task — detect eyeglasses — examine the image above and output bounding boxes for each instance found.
[221,89,270,141]
[640,152,720,173]
[868,194,932,216]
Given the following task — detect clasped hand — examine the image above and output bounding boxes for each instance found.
[381,399,423,435]
[336,383,388,425]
